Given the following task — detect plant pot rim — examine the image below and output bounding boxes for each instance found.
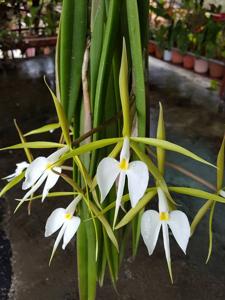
[208,58,225,66]
[195,57,208,63]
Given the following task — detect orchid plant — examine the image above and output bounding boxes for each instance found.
[1,2,225,300]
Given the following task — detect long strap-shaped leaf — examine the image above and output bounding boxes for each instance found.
[126,0,146,136]
[59,1,88,122]
[92,0,121,131]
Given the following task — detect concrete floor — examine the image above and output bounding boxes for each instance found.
[0,55,225,299]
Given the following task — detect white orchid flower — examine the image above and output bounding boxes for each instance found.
[45,195,81,263]
[21,146,69,203]
[141,187,190,281]
[3,161,29,181]
[97,137,149,226]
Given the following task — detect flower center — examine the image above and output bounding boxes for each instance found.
[159,212,169,221]
[119,158,129,170]
[65,213,72,220]
[46,162,52,170]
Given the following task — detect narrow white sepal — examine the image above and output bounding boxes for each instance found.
[42,167,61,202]
[120,137,130,162]
[157,187,169,212]
[49,223,67,265]
[113,172,126,228]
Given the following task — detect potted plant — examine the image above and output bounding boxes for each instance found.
[154,26,166,60]
[206,30,225,79]
[171,20,185,64]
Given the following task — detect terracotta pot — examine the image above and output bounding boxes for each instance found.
[155,45,163,59]
[183,54,195,69]
[209,60,225,79]
[194,58,209,74]
[148,41,156,55]
[43,46,51,55]
[171,49,183,64]
[25,47,35,57]
[163,50,172,62]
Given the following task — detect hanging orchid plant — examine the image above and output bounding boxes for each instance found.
[1,2,225,300]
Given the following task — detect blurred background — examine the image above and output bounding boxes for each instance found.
[1,1,225,300]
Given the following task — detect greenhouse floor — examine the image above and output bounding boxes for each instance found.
[0,55,225,300]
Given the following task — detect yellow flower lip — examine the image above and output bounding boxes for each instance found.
[159,212,169,221]
[119,158,129,170]
[65,213,72,220]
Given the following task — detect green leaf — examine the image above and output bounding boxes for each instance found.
[131,137,215,168]
[0,172,24,198]
[206,202,216,263]
[24,123,60,137]
[0,141,65,151]
[168,187,225,203]
[90,0,105,109]
[59,138,121,163]
[16,191,78,202]
[115,189,157,229]
[14,120,33,163]
[44,77,71,146]
[92,0,121,131]
[89,201,119,252]
[156,103,166,175]
[126,0,146,136]
[58,1,87,123]
[217,135,225,191]
[191,200,213,235]
[119,38,130,137]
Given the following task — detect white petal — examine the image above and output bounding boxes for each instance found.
[96,157,120,202]
[47,146,69,163]
[22,157,48,190]
[62,216,80,250]
[42,167,61,202]
[219,190,225,198]
[113,172,126,227]
[66,195,82,215]
[120,137,130,162]
[168,210,190,254]
[3,161,29,181]
[126,161,149,207]
[22,172,48,202]
[157,187,169,212]
[45,208,66,237]
[3,172,17,181]
[15,162,29,175]
[141,210,161,255]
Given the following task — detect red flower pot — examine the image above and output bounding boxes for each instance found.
[155,45,163,59]
[183,54,195,70]
[209,60,225,79]
[194,58,209,74]
[171,49,183,64]
[148,41,156,55]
